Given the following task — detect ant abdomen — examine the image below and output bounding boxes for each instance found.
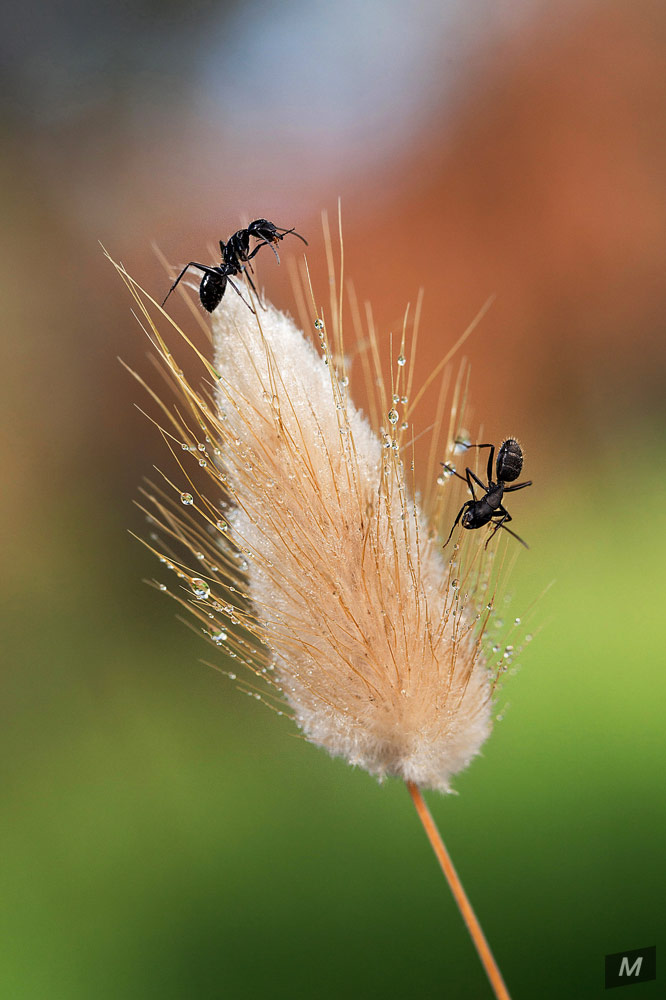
[496,438,523,483]
[200,272,227,312]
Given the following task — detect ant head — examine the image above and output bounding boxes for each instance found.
[462,508,478,529]
[248,219,280,244]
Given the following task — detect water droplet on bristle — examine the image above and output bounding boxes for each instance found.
[314,318,324,330]
[437,463,456,485]
[191,578,210,599]
[180,492,194,505]
[388,408,399,425]
[397,354,406,366]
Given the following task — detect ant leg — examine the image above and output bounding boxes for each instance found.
[504,480,532,493]
[499,524,529,548]
[465,467,489,499]
[238,267,267,311]
[162,263,222,307]
[226,276,257,314]
[485,508,529,549]
[246,240,272,262]
[443,501,472,549]
[440,463,472,486]
[456,442,495,483]
[441,462,485,498]
[247,239,280,263]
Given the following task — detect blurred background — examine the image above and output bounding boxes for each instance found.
[1,0,665,997]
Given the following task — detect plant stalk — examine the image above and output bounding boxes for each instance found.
[406,780,511,1000]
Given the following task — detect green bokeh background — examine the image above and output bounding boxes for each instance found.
[2,1,665,997]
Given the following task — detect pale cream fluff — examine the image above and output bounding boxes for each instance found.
[209,294,493,792]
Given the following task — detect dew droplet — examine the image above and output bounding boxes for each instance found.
[340,375,349,387]
[397,353,406,366]
[454,433,471,454]
[211,628,227,643]
[314,318,324,330]
[228,672,236,680]
[199,459,207,468]
[181,443,190,451]
[158,583,167,592]
[180,492,194,505]
[451,579,459,589]
[514,617,521,625]
[388,408,399,424]
[216,520,228,532]
[191,578,210,599]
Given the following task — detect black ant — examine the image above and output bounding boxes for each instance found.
[442,438,532,549]
[162,219,308,313]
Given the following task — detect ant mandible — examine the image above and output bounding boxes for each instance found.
[162,218,308,314]
[442,438,532,549]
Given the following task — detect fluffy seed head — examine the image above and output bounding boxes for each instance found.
[117,243,511,793]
